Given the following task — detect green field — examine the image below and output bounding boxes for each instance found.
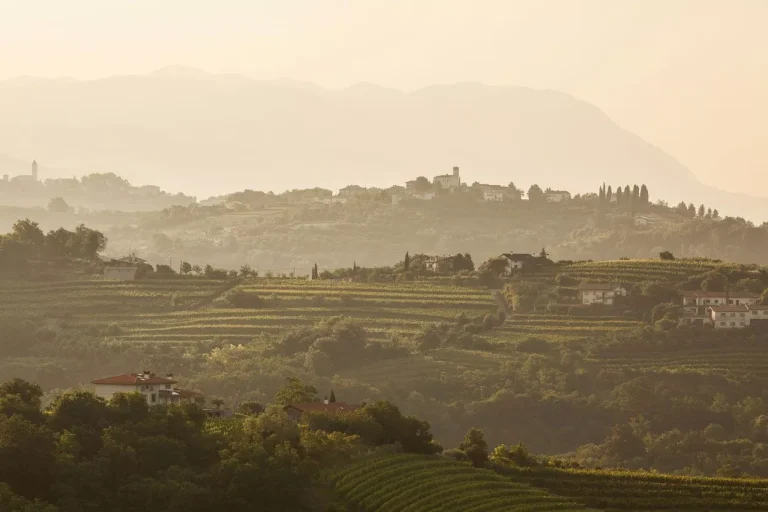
[330,454,588,511]
[502,465,768,510]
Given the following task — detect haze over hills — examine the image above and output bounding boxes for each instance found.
[1,66,765,220]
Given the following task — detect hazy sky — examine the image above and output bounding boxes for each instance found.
[1,0,766,193]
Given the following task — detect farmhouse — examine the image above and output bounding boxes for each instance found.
[425,255,455,273]
[578,283,627,305]
[501,253,534,272]
[545,190,571,203]
[680,291,760,326]
[285,400,359,422]
[433,166,461,190]
[91,371,204,406]
[103,266,137,281]
[709,304,768,329]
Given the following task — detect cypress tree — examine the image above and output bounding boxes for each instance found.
[606,185,613,203]
[329,390,336,403]
[404,252,410,271]
[640,184,649,205]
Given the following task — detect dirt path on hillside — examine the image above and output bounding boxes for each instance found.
[191,278,243,310]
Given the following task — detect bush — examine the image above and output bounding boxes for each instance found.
[223,290,265,308]
[516,337,550,354]
[659,251,675,260]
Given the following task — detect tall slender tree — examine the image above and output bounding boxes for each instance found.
[404,252,410,272]
[606,185,613,203]
[615,186,623,205]
[599,184,606,203]
[698,204,706,217]
[640,184,649,205]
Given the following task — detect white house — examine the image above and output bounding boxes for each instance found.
[91,371,203,406]
[501,253,535,273]
[413,192,436,200]
[425,255,454,273]
[709,304,768,329]
[433,166,461,190]
[104,266,138,281]
[578,283,627,305]
[545,190,571,203]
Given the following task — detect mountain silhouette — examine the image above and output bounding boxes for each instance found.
[0,68,763,219]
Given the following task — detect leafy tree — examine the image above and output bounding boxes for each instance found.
[527,184,545,204]
[191,264,202,274]
[659,251,675,260]
[688,203,696,217]
[12,219,44,246]
[274,377,320,406]
[713,208,720,218]
[411,176,432,193]
[47,197,69,213]
[698,204,706,217]
[47,391,109,432]
[605,423,646,460]
[155,264,176,275]
[458,428,489,468]
[239,264,257,278]
[238,401,264,416]
[0,415,55,500]
[73,224,107,259]
[180,261,192,274]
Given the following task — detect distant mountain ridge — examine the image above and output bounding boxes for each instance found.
[1,67,765,220]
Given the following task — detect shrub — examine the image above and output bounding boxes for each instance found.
[223,290,265,308]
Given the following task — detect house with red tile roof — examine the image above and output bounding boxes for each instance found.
[91,370,204,407]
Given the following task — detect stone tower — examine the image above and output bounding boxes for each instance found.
[31,159,38,181]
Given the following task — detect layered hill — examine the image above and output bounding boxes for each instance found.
[1,68,765,219]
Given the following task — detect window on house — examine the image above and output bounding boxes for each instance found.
[720,322,726,326]
[165,384,171,389]
[740,313,745,317]
[730,322,736,326]
[728,299,734,304]
[151,394,156,403]
[704,299,710,304]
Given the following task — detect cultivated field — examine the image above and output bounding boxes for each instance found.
[559,259,745,284]
[330,454,587,511]
[502,465,768,510]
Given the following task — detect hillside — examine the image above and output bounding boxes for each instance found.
[329,454,587,511]
[2,69,767,219]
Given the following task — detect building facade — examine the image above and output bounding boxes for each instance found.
[103,267,138,280]
[545,190,571,203]
[91,371,204,406]
[433,166,461,190]
[579,283,627,305]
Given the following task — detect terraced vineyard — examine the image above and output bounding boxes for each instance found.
[559,259,746,284]
[481,315,645,344]
[0,278,229,316]
[330,454,588,511]
[588,345,768,378]
[502,466,768,510]
[18,278,497,346]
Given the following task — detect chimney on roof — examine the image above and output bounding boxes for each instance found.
[143,370,150,380]
[166,373,174,378]
[323,397,329,405]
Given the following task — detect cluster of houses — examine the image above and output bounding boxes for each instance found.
[91,370,357,422]
[679,291,768,329]
[574,283,768,330]
[338,166,572,205]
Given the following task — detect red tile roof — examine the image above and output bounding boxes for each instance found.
[285,402,358,414]
[91,373,177,386]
